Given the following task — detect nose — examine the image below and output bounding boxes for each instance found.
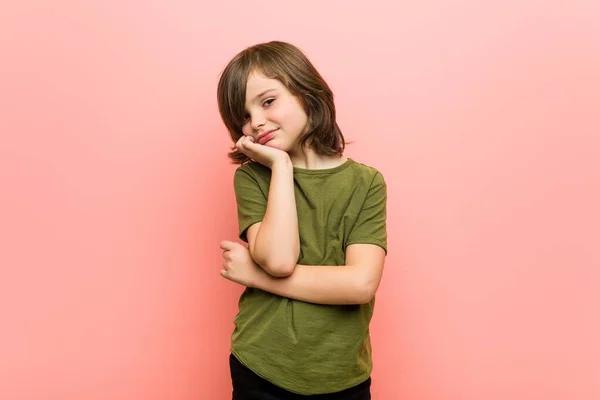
[250,112,266,131]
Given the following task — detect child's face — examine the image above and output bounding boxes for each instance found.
[242,71,308,153]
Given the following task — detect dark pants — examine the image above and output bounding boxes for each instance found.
[230,354,371,400]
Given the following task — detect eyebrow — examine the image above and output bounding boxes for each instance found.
[243,89,278,114]
[251,89,277,102]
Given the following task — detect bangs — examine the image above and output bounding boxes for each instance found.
[218,53,260,134]
[218,57,284,133]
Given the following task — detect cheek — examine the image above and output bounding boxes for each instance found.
[241,124,251,136]
[290,109,309,132]
[288,101,308,128]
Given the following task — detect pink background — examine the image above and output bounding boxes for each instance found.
[1,1,599,399]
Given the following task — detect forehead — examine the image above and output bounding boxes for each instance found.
[245,72,286,102]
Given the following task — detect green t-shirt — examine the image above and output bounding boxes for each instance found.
[231,158,387,395]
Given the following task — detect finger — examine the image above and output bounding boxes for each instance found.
[236,136,247,152]
[223,240,245,249]
[241,136,256,149]
[235,136,244,153]
[220,240,234,251]
[237,137,254,156]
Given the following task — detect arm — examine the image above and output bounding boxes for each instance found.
[246,158,299,277]
[254,244,385,305]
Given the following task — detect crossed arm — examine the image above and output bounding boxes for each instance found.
[224,156,386,305]
[248,224,385,305]
[222,208,385,306]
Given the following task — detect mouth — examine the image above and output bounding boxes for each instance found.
[257,129,278,145]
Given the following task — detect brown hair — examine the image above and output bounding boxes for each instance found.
[217,41,346,164]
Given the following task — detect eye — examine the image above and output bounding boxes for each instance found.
[262,98,275,107]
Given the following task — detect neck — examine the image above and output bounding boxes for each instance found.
[288,147,347,170]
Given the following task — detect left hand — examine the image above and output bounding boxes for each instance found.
[235,136,290,169]
[220,240,264,288]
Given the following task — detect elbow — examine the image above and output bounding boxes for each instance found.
[263,249,298,277]
[250,249,296,277]
[251,239,299,277]
[355,279,379,305]
[270,267,294,278]
[355,289,375,305]
[264,259,296,277]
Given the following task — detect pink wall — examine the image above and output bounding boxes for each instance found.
[1,1,599,399]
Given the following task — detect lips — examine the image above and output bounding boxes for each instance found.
[257,129,278,145]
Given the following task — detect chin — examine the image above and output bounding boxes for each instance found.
[265,140,282,149]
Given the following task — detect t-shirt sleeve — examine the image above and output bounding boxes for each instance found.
[346,172,388,254]
[233,167,267,242]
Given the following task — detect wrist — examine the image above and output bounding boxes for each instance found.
[271,154,292,170]
[252,265,272,290]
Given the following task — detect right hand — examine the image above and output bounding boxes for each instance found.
[236,136,290,168]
